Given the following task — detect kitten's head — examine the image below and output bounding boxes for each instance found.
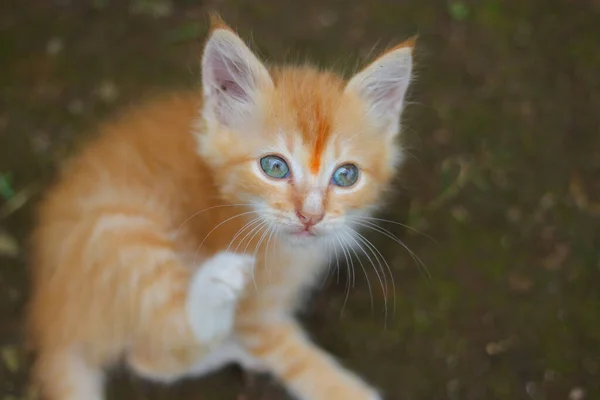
[197,17,414,247]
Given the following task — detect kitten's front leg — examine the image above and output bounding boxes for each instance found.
[186,252,255,345]
[128,252,254,382]
[237,319,381,400]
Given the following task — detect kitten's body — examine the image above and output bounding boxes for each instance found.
[27,18,414,400]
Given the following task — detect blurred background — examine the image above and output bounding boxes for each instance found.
[1,0,599,399]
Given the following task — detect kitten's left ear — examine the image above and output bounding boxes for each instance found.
[201,16,273,128]
[345,39,415,137]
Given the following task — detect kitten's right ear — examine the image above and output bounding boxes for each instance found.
[201,16,273,129]
[345,38,414,138]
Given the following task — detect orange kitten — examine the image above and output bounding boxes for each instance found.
[27,15,414,400]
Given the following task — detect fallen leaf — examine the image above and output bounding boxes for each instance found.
[0,182,41,219]
[542,243,570,271]
[570,172,600,216]
[508,271,533,292]
[46,37,63,56]
[449,2,469,21]
[569,387,587,400]
[451,205,470,222]
[0,230,19,258]
[95,80,119,103]
[485,336,517,356]
[0,173,15,200]
[1,345,20,373]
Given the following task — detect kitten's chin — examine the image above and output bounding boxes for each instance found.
[280,227,332,248]
[283,236,326,250]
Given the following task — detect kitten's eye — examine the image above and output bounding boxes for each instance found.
[332,164,359,187]
[260,155,290,179]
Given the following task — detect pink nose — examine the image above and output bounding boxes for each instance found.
[295,209,324,227]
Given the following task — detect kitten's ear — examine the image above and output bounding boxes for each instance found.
[345,39,415,137]
[201,16,273,128]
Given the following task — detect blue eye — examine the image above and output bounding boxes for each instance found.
[332,164,359,187]
[260,155,290,179]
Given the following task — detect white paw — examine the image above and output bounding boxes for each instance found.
[186,252,255,344]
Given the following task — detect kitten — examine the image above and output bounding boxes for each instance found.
[26,15,414,400]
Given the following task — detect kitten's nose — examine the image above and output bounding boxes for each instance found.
[296,209,324,227]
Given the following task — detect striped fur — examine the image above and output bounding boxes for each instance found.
[27,17,414,400]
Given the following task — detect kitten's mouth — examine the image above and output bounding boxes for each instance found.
[291,227,317,237]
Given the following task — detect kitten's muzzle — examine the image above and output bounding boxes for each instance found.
[295,209,324,229]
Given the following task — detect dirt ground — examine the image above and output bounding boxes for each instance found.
[1,0,599,399]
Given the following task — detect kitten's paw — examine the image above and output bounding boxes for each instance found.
[202,252,255,301]
[186,252,255,344]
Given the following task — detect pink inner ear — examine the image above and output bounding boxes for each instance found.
[205,50,252,101]
[368,84,403,114]
[347,47,412,124]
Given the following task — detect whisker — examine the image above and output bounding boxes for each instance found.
[249,221,274,294]
[349,215,437,243]
[243,219,271,255]
[346,228,388,297]
[320,239,335,289]
[359,231,396,321]
[198,210,258,249]
[333,237,341,285]
[235,218,262,250]
[345,227,388,322]
[226,217,261,252]
[177,203,254,233]
[353,220,431,279]
[344,234,356,289]
[324,237,342,287]
[263,222,279,286]
[194,210,259,264]
[343,234,356,289]
[237,220,268,254]
[265,225,281,283]
[252,220,272,256]
[233,219,268,292]
[333,233,352,318]
[340,229,374,317]
[321,240,335,288]
[352,229,397,326]
[225,217,262,291]
[263,223,277,260]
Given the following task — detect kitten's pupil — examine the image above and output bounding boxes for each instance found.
[339,169,350,182]
[269,159,283,173]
